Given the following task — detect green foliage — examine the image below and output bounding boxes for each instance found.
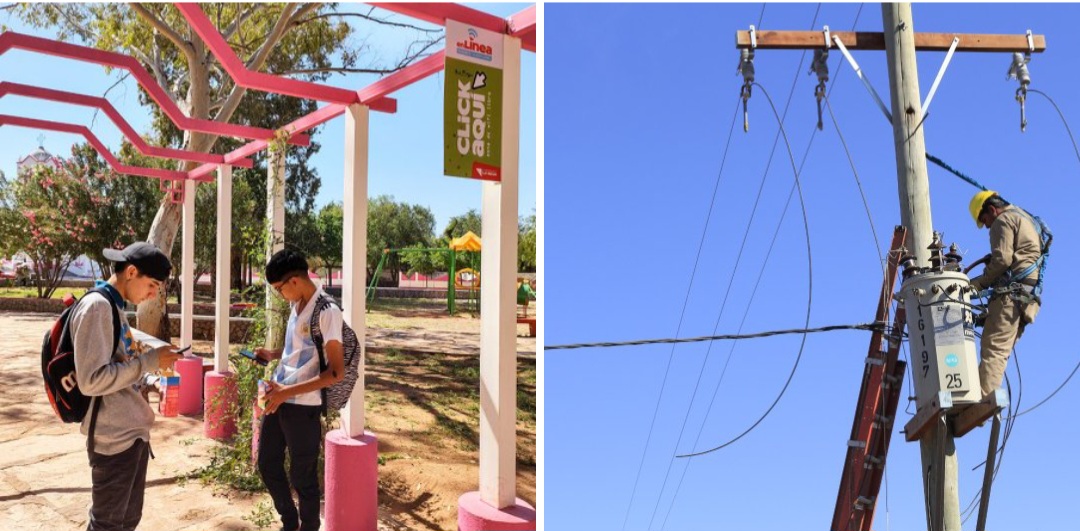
[0,179,28,260]
[285,209,321,260]
[192,350,269,492]
[367,195,436,284]
[315,202,344,283]
[243,499,278,529]
[399,245,447,276]
[80,154,160,278]
[519,212,537,272]
[442,209,483,240]
[190,304,344,501]
[0,158,112,297]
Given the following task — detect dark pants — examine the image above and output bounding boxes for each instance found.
[87,439,149,531]
[258,403,323,531]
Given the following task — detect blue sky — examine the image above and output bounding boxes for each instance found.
[547,4,1080,531]
[0,3,535,233]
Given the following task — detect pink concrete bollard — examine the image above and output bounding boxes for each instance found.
[251,402,263,464]
[204,371,237,440]
[324,429,378,531]
[175,357,203,416]
[457,491,536,531]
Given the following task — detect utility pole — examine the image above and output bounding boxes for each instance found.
[880,4,959,530]
[734,7,1045,531]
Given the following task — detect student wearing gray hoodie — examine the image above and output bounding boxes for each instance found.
[72,242,183,531]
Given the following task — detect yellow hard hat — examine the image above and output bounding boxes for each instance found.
[969,190,998,228]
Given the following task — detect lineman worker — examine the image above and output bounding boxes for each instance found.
[965,190,1045,398]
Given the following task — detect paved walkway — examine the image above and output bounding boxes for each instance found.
[0,311,536,530]
[0,313,266,531]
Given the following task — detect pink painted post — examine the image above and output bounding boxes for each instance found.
[458,28,535,531]
[175,356,203,416]
[324,430,379,531]
[204,371,237,440]
[458,492,536,531]
[208,164,234,438]
[251,403,263,465]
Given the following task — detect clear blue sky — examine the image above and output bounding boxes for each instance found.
[547,4,1080,531]
[0,3,535,234]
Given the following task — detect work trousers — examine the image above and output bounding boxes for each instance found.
[979,295,1040,397]
[86,439,150,531]
[258,403,323,531]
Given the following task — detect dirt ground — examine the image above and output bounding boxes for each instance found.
[0,307,536,531]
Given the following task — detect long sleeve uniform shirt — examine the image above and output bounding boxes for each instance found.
[970,205,1043,291]
[72,284,161,455]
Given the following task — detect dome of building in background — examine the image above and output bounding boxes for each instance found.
[16,141,64,175]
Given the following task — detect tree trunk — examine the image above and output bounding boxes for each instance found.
[136,47,215,340]
[231,246,244,290]
[264,147,288,350]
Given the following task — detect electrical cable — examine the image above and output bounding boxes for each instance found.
[615,96,743,531]
[1028,89,1080,166]
[657,5,873,520]
[824,50,915,531]
[546,323,889,351]
[643,3,824,524]
[674,80,814,459]
[1008,357,1080,418]
[823,94,886,278]
[627,5,789,527]
[960,332,1023,524]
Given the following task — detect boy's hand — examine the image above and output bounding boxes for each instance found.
[263,381,292,414]
[254,347,280,362]
[154,345,183,370]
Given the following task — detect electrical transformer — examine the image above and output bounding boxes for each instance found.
[896,238,982,409]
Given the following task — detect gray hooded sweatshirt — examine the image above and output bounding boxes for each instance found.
[71,290,161,456]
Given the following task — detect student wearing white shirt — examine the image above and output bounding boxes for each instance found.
[255,249,345,531]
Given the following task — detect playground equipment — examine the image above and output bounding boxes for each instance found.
[366,231,483,314]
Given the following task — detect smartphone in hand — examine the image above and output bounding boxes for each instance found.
[239,349,269,366]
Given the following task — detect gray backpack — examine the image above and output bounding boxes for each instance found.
[308,293,361,413]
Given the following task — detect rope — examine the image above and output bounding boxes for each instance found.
[546,323,890,351]
[925,152,990,191]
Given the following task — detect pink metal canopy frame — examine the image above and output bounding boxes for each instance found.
[0,3,536,187]
[0,82,253,168]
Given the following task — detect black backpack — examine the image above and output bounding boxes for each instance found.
[309,293,361,413]
[41,287,121,431]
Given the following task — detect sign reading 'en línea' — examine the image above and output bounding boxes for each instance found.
[444,20,503,181]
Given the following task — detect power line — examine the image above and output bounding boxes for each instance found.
[1029,89,1080,167]
[641,4,825,525]
[546,323,890,351]
[661,6,868,528]
[636,5,804,527]
[824,93,886,276]
[1008,357,1080,418]
[616,97,745,531]
[674,80,815,460]
[957,88,1080,524]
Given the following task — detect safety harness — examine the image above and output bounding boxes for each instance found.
[980,207,1052,305]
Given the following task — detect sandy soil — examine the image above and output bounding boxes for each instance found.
[0,308,535,531]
